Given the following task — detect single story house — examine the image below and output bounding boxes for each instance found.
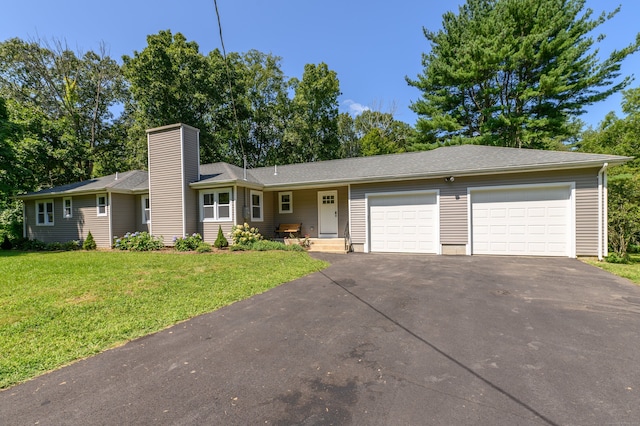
[18,123,631,259]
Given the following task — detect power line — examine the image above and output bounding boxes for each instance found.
[213,0,246,164]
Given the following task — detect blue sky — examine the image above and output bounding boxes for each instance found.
[2,0,639,129]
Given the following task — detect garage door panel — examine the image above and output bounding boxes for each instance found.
[472,186,571,257]
[369,193,438,254]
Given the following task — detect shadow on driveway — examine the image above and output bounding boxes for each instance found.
[2,254,640,425]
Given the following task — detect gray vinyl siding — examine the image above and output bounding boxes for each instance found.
[147,125,199,244]
[183,126,199,236]
[24,194,111,248]
[148,127,182,242]
[270,187,348,239]
[350,168,601,256]
[111,193,139,241]
[236,187,274,238]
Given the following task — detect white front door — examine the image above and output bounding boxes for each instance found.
[318,190,338,237]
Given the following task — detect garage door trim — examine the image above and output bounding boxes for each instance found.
[365,190,440,254]
[467,182,576,257]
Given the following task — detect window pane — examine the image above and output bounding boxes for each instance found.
[218,192,230,204]
[282,203,290,211]
[204,193,214,206]
[218,205,230,219]
[37,202,45,223]
[203,205,214,219]
[281,194,290,203]
[252,194,261,206]
[145,198,150,209]
[253,206,261,218]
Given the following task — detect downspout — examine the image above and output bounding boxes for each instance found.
[22,201,26,238]
[597,163,608,261]
[108,192,113,249]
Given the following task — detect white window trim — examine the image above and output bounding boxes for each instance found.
[63,197,72,219]
[97,194,108,217]
[141,195,151,224]
[250,190,263,222]
[36,199,54,226]
[279,191,293,214]
[200,188,232,222]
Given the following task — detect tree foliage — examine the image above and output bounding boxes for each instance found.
[409,0,640,148]
[0,38,126,183]
[223,50,291,167]
[282,63,341,163]
[336,109,416,157]
[579,87,640,256]
[122,30,226,165]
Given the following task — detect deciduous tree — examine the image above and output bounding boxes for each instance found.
[283,63,340,163]
[579,87,640,256]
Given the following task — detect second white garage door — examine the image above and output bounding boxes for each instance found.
[368,192,438,253]
[470,184,573,257]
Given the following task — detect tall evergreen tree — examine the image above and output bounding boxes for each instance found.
[408,0,640,148]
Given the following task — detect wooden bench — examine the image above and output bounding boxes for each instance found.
[275,223,302,237]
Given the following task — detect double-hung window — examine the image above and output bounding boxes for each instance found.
[97,194,108,217]
[142,196,151,224]
[250,190,263,222]
[279,191,293,214]
[202,188,232,221]
[63,197,72,218]
[36,200,54,226]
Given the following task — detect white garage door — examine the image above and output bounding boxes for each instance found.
[369,192,438,253]
[471,185,572,257]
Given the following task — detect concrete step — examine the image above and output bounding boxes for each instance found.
[307,238,347,254]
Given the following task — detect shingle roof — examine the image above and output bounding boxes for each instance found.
[19,145,631,198]
[195,145,631,188]
[18,170,148,199]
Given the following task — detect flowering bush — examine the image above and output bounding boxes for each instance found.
[231,223,263,246]
[113,232,163,251]
[173,233,203,251]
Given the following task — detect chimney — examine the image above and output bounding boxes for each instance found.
[146,123,200,244]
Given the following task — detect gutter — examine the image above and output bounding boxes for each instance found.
[597,163,608,261]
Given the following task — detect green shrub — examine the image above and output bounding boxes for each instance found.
[231,223,263,246]
[233,240,305,252]
[628,244,640,254]
[63,240,81,251]
[214,226,229,249]
[15,238,47,251]
[196,242,212,253]
[174,233,203,251]
[285,243,305,252]
[83,231,97,250]
[113,231,163,251]
[605,252,630,264]
[1,235,12,250]
[249,240,285,251]
[47,242,63,251]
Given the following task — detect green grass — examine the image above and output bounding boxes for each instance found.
[0,250,327,389]
[582,254,640,285]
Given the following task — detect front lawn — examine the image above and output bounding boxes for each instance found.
[582,254,640,285]
[0,250,327,389]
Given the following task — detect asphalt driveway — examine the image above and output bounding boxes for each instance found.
[2,254,640,425]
